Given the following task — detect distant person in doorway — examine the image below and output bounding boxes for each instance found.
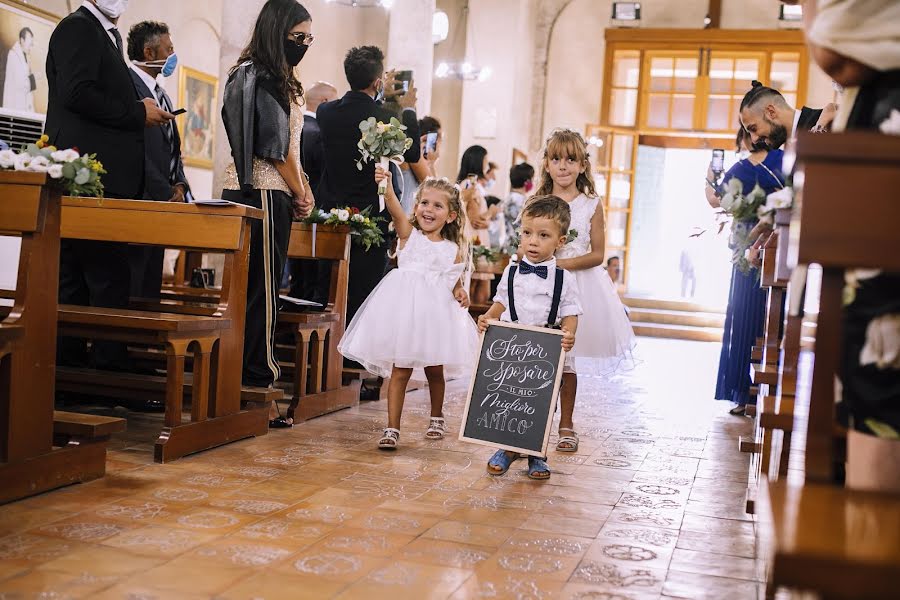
[606,255,621,284]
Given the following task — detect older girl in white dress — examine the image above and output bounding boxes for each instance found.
[532,128,635,453]
[339,169,479,450]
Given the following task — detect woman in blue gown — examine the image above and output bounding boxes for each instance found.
[706,128,785,416]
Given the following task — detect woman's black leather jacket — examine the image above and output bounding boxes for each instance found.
[221,61,291,192]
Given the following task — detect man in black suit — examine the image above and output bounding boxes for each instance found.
[45,0,174,369]
[739,81,824,150]
[126,20,191,300]
[288,81,337,304]
[316,46,420,328]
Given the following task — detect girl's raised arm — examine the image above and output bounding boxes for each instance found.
[375,165,413,240]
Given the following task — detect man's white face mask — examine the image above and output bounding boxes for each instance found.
[94,0,130,19]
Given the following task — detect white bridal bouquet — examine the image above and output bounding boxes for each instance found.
[355,116,412,211]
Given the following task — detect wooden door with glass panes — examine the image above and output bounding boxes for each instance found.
[640,51,701,131]
[702,51,767,132]
[585,124,639,287]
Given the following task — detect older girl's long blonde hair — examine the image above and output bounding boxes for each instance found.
[408,177,470,262]
[535,128,598,198]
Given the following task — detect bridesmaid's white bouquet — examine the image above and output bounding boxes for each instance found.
[355,116,413,211]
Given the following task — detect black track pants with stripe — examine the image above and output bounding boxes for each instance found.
[222,188,293,386]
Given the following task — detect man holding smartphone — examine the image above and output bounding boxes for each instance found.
[47,0,175,372]
[126,21,191,311]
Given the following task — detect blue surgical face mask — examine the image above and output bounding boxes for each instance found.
[136,53,177,78]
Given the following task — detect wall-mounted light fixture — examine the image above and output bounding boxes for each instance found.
[611,2,641,28]
[433,10,449,44]
[435,62,492,82]
[778,4,803,29]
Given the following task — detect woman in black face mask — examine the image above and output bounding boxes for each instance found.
[221,0,314,426]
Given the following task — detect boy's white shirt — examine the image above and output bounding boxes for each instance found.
[493,256,583,327]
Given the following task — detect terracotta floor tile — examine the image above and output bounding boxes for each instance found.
[30,516,139,543]
[475,548,582,582]
[0,506,73,536]
[679,513,755,537]
[423,520,516,549]
[0,568,120,598]
[668,548,760,581]
[570,558,668,595]
[276,547,387,584]
[675,529,756,559]
[122,557,251,595]
[520,512,607,538]
[217,572,347,599]
[662,569,763,599]
[449,571,565,600]
[335,561,472,599]
[229,516,337,547]
[399,538,497,569]
[90,583,211,600]
[559,582,663,599]
[502,530,595,559]
[35,544,165,577]
[100,525,219,557]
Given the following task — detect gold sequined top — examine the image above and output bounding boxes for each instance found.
[223,101,303,194]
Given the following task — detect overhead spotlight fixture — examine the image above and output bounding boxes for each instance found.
[433,10,449,44]
[611,2,641,28]
[434,62,492,82]
[778,4,803,28]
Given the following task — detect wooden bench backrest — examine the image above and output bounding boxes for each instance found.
[0,172,49,236]
[287,223,351,262]
[793,132,900,271]
[61,198,263,252]
[793,132,900,484]
[0,171,60,460]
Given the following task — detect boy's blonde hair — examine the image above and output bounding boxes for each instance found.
[522,194,571,236]
[536,128,598,198]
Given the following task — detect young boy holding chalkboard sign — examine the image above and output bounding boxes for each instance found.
[475,196,582,479]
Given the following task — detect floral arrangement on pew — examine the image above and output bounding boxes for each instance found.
[304,206,385,252]
[0,135,106,197]
[355,116,413,211]
[471,240,499,272]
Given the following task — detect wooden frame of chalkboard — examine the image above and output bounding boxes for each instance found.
[458,320,566,458]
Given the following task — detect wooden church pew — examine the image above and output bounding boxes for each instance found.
[56,198,268,462]
[758,132,900,599]
[0,172,122,503]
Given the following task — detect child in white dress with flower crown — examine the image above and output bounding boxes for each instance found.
[531,129,635,453]
[338,168,479,450]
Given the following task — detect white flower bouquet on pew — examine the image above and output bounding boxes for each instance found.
[355,116,413,211]
[304,205,385,252]
[0,135,106,197]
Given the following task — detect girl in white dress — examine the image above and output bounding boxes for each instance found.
[339,168,479,450]
[533,128,636,452]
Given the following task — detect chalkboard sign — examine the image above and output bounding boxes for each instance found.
[459,320,566,457]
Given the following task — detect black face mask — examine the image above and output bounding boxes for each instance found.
[284,41,308,67]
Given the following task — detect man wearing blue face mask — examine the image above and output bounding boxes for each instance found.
[126,21,191,307]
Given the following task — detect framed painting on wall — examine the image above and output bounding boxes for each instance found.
[177,66,217,169]
[0,0,59,116]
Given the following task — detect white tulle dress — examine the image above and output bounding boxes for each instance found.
[558,193,636,373]
[338,228,480,381]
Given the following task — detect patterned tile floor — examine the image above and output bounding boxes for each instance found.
[0,338,768,599]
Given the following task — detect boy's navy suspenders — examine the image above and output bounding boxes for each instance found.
[507,265,565,328]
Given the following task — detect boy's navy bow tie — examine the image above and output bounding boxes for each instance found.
[518,262,548,279]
